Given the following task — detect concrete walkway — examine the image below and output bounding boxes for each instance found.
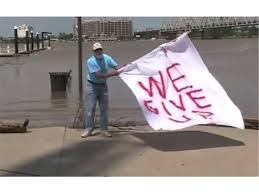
[0,125,258,176]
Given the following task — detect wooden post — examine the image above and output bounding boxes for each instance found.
[41,32,44,48]
[48,34,51,47]
[31,30,34,51]
[36,32,39,49]
[26,30,29,52]
[14,26,18,54]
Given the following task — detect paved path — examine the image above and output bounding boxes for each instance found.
[0,125,258,176]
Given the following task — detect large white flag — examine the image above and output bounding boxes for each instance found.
[119,32,244,130]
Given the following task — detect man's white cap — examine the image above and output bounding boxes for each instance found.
[93,42,103,51]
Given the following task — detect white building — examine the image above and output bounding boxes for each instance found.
[74,18,133,40]
[17,24,33,38]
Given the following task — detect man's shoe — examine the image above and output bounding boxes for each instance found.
[81,130,92,138]
[101,130,112,137]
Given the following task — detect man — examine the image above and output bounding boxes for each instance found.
[81,42,122,138]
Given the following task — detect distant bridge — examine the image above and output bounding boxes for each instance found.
[160,17,259,32]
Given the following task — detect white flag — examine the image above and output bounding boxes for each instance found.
[119,32,244,130]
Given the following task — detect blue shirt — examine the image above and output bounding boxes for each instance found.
[86,54,118,84]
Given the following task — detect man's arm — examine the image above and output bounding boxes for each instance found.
[106,55,126,70]
[87,58,119,79]
[95,70,120,79]
[95,64,127,78]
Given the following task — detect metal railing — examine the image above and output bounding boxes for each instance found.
[161,17,259,32]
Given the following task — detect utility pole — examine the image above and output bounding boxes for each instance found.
[77,17,83,98]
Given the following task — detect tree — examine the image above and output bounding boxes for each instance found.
[206,28,223,39]
[58,33,73,40]
[247,26,258,38]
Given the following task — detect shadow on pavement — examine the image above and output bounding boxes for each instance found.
[132,130,245,152]
[4,134,145,176]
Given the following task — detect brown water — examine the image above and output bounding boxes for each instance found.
[0,38,258,127]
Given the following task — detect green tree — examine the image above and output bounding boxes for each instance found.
[58,33,73,40]
[206,28,223,39]
[247,26,258,38]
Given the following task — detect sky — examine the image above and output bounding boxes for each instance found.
[0,17,173,37]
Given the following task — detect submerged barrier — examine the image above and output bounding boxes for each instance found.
[69,108,258,130]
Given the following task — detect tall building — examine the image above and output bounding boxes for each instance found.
[74,18,133,40]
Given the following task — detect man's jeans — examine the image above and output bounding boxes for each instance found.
[84,81,109,132]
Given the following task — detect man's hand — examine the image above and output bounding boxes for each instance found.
[115,64,127,70]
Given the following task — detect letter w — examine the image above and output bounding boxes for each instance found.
[137,71,166,99]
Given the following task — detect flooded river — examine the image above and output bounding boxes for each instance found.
[0,38,258,127]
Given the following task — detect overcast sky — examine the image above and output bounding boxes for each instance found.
[0,17,173,37]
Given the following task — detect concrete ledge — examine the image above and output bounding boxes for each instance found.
[0,125,257,176]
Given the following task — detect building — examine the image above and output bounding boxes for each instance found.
[74,18,133,40]
[17,24,33,38]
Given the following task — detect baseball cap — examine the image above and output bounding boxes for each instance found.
[93,42,103,51]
